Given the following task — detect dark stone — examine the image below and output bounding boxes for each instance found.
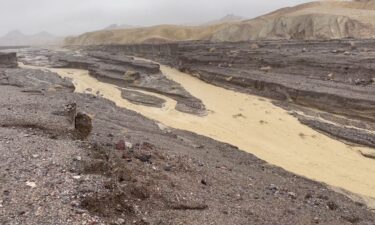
[121,89,166,108]
[0,52,17,68]
[327,201,339,210]
[74,112,92,140]
[116,140,126,151]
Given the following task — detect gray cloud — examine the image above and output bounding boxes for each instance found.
[0,0,310,36]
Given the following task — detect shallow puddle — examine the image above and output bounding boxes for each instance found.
[21,63,375,208]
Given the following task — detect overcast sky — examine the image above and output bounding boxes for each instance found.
[0,0,311,37]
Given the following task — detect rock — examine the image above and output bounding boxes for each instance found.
[302,48,307,52]
[354,78,372,86]
[163,164,173,171]
[121,89,166,108]
[130,185,150,200]
[73,176,81,180]
[123,70,140,82]
[250,43,259,49]
[26,181,36,188]
[233,113,246,118]
[134,142,154,162]
[116,140,126,150]
[0,52,18,68]
[157,122,171,133]
[225,76,233,81]
[125,141,133,149]
[260,66,272,72]
[287,192,297,199]
[74,112,92,140]
[116,218,125,224]
[64,103,77,124]
[342,215,361,224]
[267,184,279,192]
[135,153,152,163]
[305,193,313,199]
[71,200,80,207]
[170,202,208,210]
[327,201,339,210]
[360,150,375,160]
[192,144,203,149]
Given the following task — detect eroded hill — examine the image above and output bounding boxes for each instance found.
[66,0,375,45]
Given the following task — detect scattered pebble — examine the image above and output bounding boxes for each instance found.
[73,176,81,180]
[125,142,133,149]
[26,181,36,188]
[288,192,297,199]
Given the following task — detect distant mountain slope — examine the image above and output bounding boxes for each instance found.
[103,24,135,30]
[201,14,246,26]
[65,0,375,45]
[65,23,230,45]
[0,30,62,46]
[212,0,375,41]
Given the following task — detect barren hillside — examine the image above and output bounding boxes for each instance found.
[65,0,375,45]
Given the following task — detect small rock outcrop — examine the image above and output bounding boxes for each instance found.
[74,112,93,140]
[0,52,17,68]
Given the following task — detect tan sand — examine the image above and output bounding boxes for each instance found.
[21,63,375,208]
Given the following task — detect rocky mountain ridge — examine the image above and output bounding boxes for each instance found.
[0,30,62,46]
[65,0,375,45]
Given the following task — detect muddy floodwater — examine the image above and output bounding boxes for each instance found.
[21,63,375,208]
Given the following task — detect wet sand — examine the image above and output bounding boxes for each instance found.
[21,63,375,208]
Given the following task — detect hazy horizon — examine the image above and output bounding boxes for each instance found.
[0,0,311,37]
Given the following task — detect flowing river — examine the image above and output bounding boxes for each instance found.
[21,62,375,208]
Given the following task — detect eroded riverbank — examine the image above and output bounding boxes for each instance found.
[21,62,375,209]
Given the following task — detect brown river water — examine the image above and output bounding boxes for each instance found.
[21,63,375,209]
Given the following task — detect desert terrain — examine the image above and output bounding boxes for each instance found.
[66,0,375,45]
[1,0,375,225]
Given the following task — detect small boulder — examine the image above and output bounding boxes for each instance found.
[327,73,334,80]
[260,66,272,72]
[116,140,126,150]
[74,112,92,140]
[250,43,259,49]
[123,70,140,82]
[0,52,17,68]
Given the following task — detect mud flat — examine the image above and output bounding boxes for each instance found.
[96,39,375,147]
[17,47,206,115]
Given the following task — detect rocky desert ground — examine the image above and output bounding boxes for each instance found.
[1,0,375,225]
[1,37,375,225]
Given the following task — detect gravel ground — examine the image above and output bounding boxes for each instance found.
[1,52,375,224]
